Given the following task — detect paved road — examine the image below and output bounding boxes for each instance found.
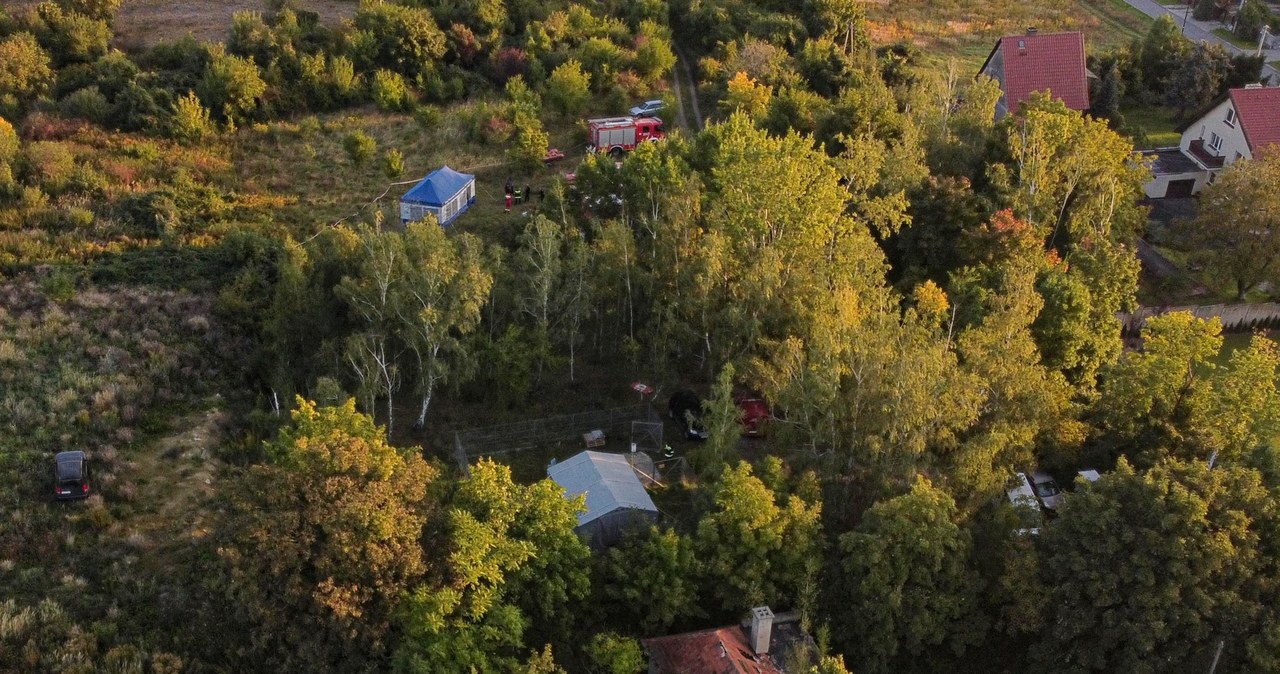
[1121,0,1280,81]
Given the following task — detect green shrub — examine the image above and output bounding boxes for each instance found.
[412,104,441,130]
[198,46,267,122]
[382,147,404,179]
[371,69,410,111]
[64,0,122,23]
[59,85,110,124]
[31,3,111,66]
[40,265,79,301]
[585,632,646,674]
[25,141,77,194]
[298,115,322,138]
[0,115,17,164]
[547,59,591,115]
[329,54,359,102]
[508,111,548,172]
[343,130,377,165]
[169,90,214,144]
[0,32,55,118]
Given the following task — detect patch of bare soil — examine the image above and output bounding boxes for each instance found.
[113,0,357,51]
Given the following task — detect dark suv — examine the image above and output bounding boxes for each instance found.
[54,451,89,500]
[668,390,710,441]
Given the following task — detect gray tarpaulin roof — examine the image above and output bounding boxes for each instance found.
[547,451,658,527]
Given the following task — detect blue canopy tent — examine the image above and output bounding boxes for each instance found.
[399,166,476,226]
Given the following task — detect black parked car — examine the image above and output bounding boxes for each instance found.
[54,451,89,500]
[668,390,710,441]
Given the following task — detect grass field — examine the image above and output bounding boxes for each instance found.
[864,0,1152,69]
[1212,27,1258,48]
[230,105,595,242]
[112,0,356,50]
[1122,105,1184,148]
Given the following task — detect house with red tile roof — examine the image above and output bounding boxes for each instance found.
[1144,85,1280,198]
[978,29,1090,119]
[642,607,815,674]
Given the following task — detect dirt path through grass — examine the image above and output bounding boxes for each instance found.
[672,43,704,132]
[119,403,225,553]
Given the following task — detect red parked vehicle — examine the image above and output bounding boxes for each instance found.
[736,396,770,437]
[587,116,665,156]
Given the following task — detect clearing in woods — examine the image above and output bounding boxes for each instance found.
[112,0,357,50]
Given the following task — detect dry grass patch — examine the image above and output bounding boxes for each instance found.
[865,0,1151,67]
[233,105,588,237]
[113,0,357,51]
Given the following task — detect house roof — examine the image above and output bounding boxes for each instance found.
[1228,86,1280,152]
[644,626,778,674]
[401,166,474,206]
[982,31,1090,115]
[547,451,657,527]
[642,613,815,674]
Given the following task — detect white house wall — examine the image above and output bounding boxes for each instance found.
[1142,171,1211,199]
[1180,99,1253,167]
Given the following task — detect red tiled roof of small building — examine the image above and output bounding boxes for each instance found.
[993,31,1090,115]
[643,626,783,674]
[1229,86,1280,152]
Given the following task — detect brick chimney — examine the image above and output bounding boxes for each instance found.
[749,606,774,655]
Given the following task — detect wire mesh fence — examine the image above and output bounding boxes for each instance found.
[453,403,659,474]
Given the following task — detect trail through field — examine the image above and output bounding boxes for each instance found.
[118,402,225,553]
[672,43,705,132]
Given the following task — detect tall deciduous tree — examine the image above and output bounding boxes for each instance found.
[1184,150,1280,299]
[1033,458,1273,671]
[395,460,589,674]
[994,94,1146,388]
[596,526,703,633]
[220,398,438,673]
[834,477,984,674]
[694,462,823,617]
[351,0,446,79]
[1098,312,1280,466]
[397,221,493,428]
[721,71,772,120]
[338,224,405,435]
[1165,42,1230,120]
[949,210,1083,500]
[1134,15,1188,94]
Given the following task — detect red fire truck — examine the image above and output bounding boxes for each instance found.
[586,116,666,156]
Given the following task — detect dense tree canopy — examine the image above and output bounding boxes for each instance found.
[8,0,1280,671]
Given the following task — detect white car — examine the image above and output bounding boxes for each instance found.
[1006,472,1041,535]
[1027,470,1064,510]
[629,100,665,117]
